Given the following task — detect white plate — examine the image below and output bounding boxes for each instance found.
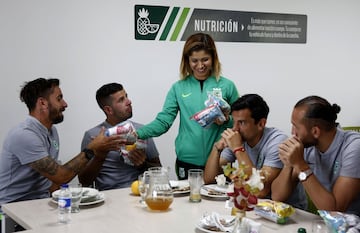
[200,184,229,200]
[170,180,190,195]
[196,215,234,233]
[52,187,101,205]
[51,192,105,206]
[79,192,105,206]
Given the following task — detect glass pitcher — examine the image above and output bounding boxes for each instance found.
[145,169,173,211]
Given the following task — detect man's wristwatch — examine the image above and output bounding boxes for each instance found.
[298,168,313,182]
[82,148,95,160]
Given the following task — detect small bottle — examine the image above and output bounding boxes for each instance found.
[297,227,307,233]
[58,184,71,224]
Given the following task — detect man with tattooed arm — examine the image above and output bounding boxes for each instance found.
[0,78,123,207]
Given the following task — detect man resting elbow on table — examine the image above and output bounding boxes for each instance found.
[271,95,360,216]
[204,94,307,209]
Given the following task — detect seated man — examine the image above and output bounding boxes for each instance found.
[0,78,122,206]
[78,83,161,190]
[272,95,360,216]
[204,94,306,209]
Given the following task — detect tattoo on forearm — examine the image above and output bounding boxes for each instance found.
[30,156,59,176]
[63,156,84,174]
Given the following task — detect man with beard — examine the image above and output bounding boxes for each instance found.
[271,95,360,216]
[0,78,123,206]
[78,83,161,190]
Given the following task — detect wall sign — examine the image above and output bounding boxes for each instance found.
[134,5,307,43]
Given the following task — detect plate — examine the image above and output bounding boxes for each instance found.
[51,192,105,206]
[196,215,234,233]
[52,187,103,205]
[79,192,105,206]
[200,184,229,200]
[170,180,190,195]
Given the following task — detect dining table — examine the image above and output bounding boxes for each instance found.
[1,187,321,233]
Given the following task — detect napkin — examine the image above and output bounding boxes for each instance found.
[199,212,234,232]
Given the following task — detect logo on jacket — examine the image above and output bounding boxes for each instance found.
[182,93,192,98]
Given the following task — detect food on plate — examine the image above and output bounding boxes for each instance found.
[172,186,190,192]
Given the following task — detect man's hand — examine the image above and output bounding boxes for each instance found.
[278,136,307,171]
[88,127,125,159]
[128,149,146,167]
[221,128,243,150]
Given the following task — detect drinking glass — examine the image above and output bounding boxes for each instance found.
[138,172,150,205]
[312,219,329,233]
[69,183,83,213]
[188,169,204,202]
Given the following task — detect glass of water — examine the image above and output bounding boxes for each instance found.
[69,183,83,213]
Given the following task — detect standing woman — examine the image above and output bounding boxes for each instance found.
[136,33,239,179]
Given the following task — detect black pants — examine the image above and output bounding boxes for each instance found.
[175,158,204,180]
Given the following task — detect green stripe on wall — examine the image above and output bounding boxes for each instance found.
[159,7,180,41]
[170,8,190,41]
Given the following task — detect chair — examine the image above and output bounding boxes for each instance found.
[342,126,360,132]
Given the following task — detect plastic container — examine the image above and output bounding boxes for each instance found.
[58,184,71,223]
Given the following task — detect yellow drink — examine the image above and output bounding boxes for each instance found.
[189,193,201,202]
[145,197,173,211]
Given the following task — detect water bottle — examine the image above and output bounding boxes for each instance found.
[58,184,71,223]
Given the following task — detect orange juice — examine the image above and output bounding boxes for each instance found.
[145,197,173,211]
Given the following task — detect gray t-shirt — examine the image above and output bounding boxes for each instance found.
[221,127,307,209]
[81,120,159,191]
[0,116,59,206]
[304,129,360,216]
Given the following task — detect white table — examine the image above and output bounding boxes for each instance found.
[2,188,320,233]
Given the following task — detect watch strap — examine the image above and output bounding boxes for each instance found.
[299,168,313,182]
[82,148,95,160]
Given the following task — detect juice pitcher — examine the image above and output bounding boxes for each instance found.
[145,168,173,211]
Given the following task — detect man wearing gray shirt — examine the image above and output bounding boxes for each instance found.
[79,83,161,190]
[204,94,306,209]
[272,95,360,216]
[0,78,122,205]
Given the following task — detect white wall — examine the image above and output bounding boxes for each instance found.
[1,0,359,180]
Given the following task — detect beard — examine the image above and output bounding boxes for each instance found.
[49,105,64,124]
[301,135,318,148]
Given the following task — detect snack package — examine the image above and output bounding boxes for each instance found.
[254,200,295,224]
[204,92,231,114]
[121,139,148,166]
[318,210,360,233]
[191,91,231,128]
[105,121,137,144]
[191,104,226,128]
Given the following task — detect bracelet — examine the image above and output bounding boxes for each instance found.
[233,147,245,154]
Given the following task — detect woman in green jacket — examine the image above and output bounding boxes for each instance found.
[136,33,239,179]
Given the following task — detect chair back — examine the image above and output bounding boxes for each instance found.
[342,126,360,132]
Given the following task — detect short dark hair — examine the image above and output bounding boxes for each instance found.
[96,83,124,109]
[20,78,60,111]
[231,94,270,124]
[295,95,340,130]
